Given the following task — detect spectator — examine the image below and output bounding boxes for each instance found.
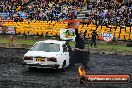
[90,30,98,48]
[0,0,84,21]
[83,1,132,27]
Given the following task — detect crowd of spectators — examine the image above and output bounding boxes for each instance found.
[84,1,132,27]
[0,0,31,20]
[0,0,132,27]
[0,0,84,21]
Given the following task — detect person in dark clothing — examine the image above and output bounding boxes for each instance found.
[90,30,98,48]
[78,32,85,49]
[75,28,79,48]
[75,28,85,49]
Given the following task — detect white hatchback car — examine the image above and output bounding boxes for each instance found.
[23,40,70,70]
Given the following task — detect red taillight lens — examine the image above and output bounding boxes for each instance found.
[47,57,57,62]
[24,57,33,60]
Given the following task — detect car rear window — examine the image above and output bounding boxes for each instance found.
[30,42,60,52]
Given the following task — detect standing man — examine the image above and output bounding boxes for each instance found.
[78,32,85,49]
[90,30,98,48]
[75,28,85,49]
[75,28,79,48]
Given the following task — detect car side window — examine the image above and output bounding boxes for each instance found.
[63,44,68,52]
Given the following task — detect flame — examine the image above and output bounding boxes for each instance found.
[78,66,86,76]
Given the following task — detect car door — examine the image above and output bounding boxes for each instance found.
[62,44,70,66]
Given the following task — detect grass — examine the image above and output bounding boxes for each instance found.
[70,41,132,52]
[1,37,36,45]
[97,44,132,52]
[1,35,132,52]
[0,35,41,45]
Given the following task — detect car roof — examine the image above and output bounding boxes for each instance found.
[38,40,66,45]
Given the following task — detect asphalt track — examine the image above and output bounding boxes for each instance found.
[0,48,131,88]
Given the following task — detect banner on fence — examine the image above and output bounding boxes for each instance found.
[100,32,113,41]
[0,26,16,34]
[60,28,75,41]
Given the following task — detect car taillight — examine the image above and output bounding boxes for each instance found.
[47,57,57,62]
[24,57,33,60]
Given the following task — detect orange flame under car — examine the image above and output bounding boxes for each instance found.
[78,66,86,76]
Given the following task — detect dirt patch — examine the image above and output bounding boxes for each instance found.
[0,48,131,88]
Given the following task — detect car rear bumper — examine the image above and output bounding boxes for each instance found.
[23,62,60,69]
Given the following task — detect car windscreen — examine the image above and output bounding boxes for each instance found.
[30,42,60,52]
